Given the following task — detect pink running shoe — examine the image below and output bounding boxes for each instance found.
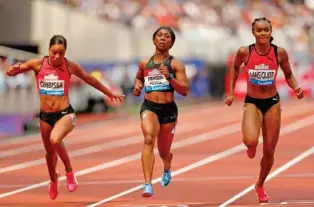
[66,172,78,192]
[48,172,60,200]
[255,185,269,203]
[247,147,256,159]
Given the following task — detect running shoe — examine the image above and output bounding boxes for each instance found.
[48,172,60,200]
[161,169,171,187]
[66,171,78,192]
[255,185,268,203]
[142,183,153,197]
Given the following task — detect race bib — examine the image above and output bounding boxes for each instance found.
[248,69,275,85]
[39,74,64,96]
[144,69,171,92]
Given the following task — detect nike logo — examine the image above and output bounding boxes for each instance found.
[61,110,67,115]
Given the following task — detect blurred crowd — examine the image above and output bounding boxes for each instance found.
[1,0,314,94]
[49,0,314,52]
[0,57,33,95]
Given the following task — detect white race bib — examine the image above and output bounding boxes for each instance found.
[144,69,171,92]
[39,74,64,96]
[248,69,276,86]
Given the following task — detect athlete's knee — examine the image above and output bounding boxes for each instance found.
[50,136,62,145]
[159,151,171,160]
[263,146,275,158]
[144,134,155,146]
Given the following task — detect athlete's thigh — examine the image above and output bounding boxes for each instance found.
[158,121,177,152]
[242,103,263,140]
[39,120,53,151]
[141,110,160,143]
[50,113,76,143]
[262,102,281,150]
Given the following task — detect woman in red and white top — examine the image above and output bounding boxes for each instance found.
[6,35,124,200]
[225,17,303,203]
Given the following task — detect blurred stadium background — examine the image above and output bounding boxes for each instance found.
[0,0,313,137]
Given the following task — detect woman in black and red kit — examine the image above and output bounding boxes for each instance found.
[225,17,303,203]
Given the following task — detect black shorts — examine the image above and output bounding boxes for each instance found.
[140,99,178,125]
[244,93,280,115]
[39,105,75,127]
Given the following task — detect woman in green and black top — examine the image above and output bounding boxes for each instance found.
[133,26,189,197]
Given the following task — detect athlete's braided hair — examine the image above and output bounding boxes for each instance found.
[252,17,274,43]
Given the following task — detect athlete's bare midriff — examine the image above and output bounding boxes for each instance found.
[246,84,278,99]
[39,95,70,112]
[243,45,279,99]
[144,91,174,104]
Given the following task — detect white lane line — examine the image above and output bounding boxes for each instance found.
[87,115,314,206]
[0,121,242,198]
[218,147,314,207]
[87,145,246,207]
[0,103,219,146]
[0,115,241,174]
[0,115,312,200]
[1,172,313,188]
[0,104,237,157]
[2,100,310,157]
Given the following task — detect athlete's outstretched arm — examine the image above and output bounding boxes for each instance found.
[168,59,189,96]
[133,59,146,96]
[225,47,247,106]
[5,58,41,76]
[69,61,124,102]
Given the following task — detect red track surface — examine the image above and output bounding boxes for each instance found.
[0,99,313,207]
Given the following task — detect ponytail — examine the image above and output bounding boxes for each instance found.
[270,36,274,43]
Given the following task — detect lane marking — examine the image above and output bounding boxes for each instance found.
[218,147,314,207]
[87,116,314,206]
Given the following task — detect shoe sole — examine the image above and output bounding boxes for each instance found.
[142,192,153,197]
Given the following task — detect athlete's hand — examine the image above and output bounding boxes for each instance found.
[158,63,170,79]
[225,94,235,106]
[294,87,304,99]
[133,83,143,96]
[6,62,21,76]
[108,93,125,102]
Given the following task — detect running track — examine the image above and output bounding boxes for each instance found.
[0,99,313,207]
